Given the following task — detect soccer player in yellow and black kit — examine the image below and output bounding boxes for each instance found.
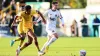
[10,6,26,47]
[10,16,26,47]
[15,5,46,56]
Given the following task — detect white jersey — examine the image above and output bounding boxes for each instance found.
[44,9,63,30]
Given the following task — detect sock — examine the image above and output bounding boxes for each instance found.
[19,40,24,47]
[41,41,48,52]
[46,37,57,47]
[41,36,50,52]
[15,38,21,41]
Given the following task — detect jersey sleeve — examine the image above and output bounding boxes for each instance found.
[57,11,64,24]
[58,11,63,19]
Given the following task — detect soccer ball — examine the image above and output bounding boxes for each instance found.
[80,50,86,56]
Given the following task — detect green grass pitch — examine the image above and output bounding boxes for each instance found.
[0,37,100,56]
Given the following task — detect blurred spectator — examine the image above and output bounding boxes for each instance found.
[71,19,78,37]
[20,0,25,7]
[16,0,25,13]
[93,15,100,37]
[0,13,6,24]
[5,10,11,24]
[80,15,87,23]
[19,0,26,10]
[10,0,16,18]
[2,0,10,13]
[0,9,6,24]
[0,9,3,23]
[8,0,16,36]
[80,15,88,37]
[2,0,9,8]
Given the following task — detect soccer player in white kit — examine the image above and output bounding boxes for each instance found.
[38,1,64,56]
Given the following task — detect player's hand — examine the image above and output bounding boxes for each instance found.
[43,21,46,24]
[33,21,38,24]
[16,19,22,23]
[33,21,39,26]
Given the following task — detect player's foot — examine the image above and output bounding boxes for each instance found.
[16,46,20,56]
[38,51,45,56]
[44,46,49,53]
[10,40,15,47]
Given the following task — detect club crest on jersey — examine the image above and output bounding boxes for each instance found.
[55,14,57,17]
[50,14,52,15]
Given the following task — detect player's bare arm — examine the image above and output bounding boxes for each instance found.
[37,10,46,24]
[11,16,19,26]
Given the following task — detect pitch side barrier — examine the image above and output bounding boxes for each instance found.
[0,23,100,37]
[0,24,18,37]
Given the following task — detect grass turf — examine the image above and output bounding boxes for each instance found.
[0,37,100,56]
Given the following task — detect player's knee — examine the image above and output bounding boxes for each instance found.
[20,34,25,40]
[53,34,58,38]
[55,34,58,38]
[55,35,58,38]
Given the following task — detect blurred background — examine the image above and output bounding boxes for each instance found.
[0,0,100,37]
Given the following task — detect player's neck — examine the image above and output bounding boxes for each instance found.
[25,12,30,15]
[51,8,56,11]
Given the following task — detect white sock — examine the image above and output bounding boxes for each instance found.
[41,37,57,52]
[41,41,48,52]
[46,37,57,47]
[41,36,50,52]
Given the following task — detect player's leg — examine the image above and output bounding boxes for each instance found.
[10,33,25,47]
[19,33,26,47]
[41,35,51,52]
[46,33,58,47]
[16,35,33,56]
[38,35,51,56]
[39,30,58,56]
[27,29,40,51]
[20,35,33,51]
[43,33,58,53]
[11,23,25,47]
[15,33,25,41]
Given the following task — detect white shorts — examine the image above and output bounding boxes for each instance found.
[46,28,56,36]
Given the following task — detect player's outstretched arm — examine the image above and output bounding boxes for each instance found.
[37,10,46,24]
[12,16,19,25]
[10,16,19,27]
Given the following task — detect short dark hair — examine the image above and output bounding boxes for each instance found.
[25,5,31,11]
[52,1,58,4]
[20,0,25,4]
